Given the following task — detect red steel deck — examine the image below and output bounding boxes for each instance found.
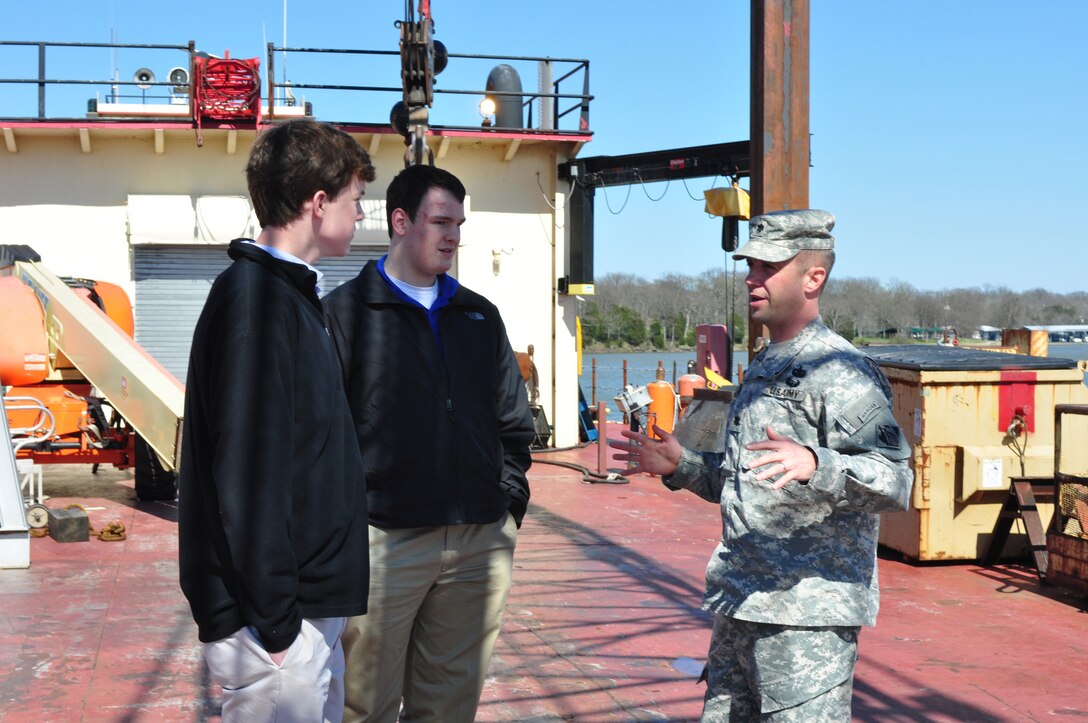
[2,429,1087,721]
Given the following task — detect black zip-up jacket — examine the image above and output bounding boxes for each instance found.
[179,240,369,653]
[323,259,534,529]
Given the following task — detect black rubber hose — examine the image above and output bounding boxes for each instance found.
[529,457,628,484]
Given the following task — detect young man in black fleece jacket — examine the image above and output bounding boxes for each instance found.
[324,165,535,723]
[179,119,375,722]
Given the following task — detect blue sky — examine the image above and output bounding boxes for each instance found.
[3,1,1085,293]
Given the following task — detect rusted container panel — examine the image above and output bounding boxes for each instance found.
[1048,406,1088,592]
[865,345,1088,561]
[1048,531,1088,594]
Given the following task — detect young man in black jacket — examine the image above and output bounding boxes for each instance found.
[324,165,535,723]
[179,119,375,722]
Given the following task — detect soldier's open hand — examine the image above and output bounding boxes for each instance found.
[746,426,818,489]
[608,425,682,477]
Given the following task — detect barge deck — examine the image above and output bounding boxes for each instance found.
[2,425,1086,721]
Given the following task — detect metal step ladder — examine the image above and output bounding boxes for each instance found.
[983,476,1054,582]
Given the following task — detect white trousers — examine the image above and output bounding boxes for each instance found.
[204,616,347,723]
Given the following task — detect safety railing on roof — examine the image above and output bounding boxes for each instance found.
[0,39,592,134]
[264,43,590,132]
[0,40,196,119]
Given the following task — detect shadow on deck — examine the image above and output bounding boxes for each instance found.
[1,439,1087,721]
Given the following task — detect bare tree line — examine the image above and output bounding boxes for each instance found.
[579,270,1088,349]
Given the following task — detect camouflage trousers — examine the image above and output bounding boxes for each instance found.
[701,614,859,722]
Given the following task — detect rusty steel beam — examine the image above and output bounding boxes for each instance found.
[748,0,811,352]
[750,0,810,214]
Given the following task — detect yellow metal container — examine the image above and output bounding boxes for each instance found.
[865,345,1088,561]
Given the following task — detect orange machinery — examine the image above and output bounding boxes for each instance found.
[1,245,184,504]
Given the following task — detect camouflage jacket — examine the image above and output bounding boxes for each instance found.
[665,318,913,627]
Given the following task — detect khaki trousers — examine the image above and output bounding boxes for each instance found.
[342,513,517,723]
[203,617,347,723]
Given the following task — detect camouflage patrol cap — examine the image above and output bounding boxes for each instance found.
[733,209,835,262]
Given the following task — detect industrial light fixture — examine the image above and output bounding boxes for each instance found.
[479,96,496,127]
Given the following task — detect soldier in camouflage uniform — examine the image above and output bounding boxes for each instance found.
[611,209,913,721]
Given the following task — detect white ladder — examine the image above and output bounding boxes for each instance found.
[0,395,31,568]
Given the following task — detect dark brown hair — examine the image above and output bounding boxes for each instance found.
[246,120,376,229]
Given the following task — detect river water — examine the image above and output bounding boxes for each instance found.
[581,343,1088,423]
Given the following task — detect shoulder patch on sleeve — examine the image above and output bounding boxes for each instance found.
[836,388,888,436]
[877,424,901,449]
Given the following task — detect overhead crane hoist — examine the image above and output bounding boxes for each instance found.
[393,0,448,167]
[0,246,184,513]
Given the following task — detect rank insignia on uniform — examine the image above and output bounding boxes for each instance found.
[877,424,900,448]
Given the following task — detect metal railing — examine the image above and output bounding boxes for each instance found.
[0,40,194,119]
[0,38,593,133]
[263,43,591,132]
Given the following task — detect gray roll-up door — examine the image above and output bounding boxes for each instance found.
[313,253,376,295]
[134,245,383,380]
[134,246,229,382]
